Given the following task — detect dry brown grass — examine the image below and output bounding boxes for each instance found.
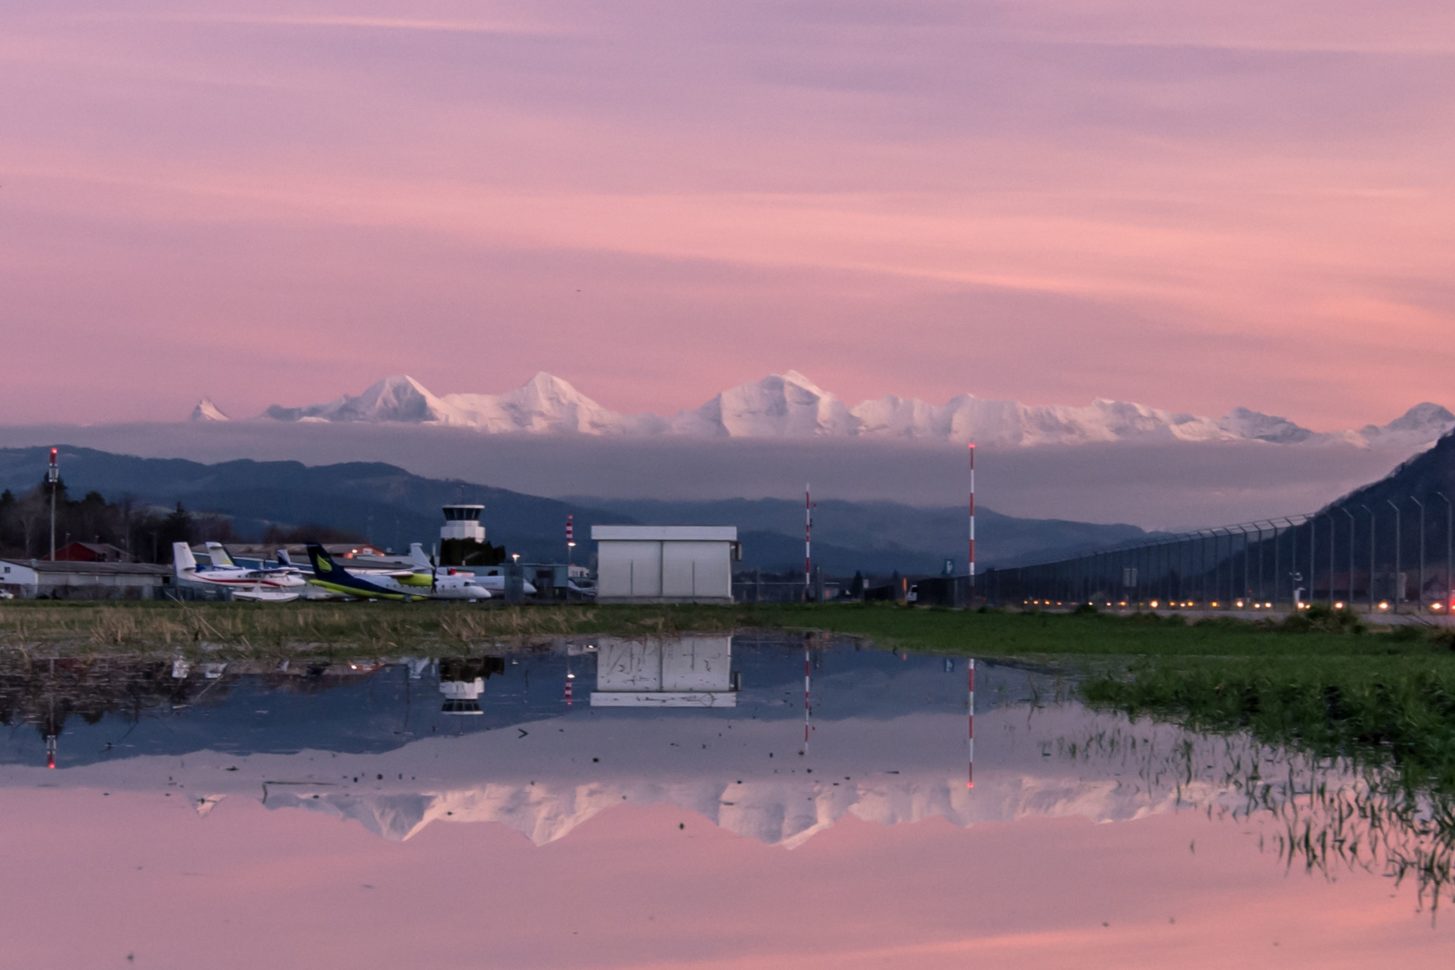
[0,601,754,658]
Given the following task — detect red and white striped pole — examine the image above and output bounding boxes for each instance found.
[802,642,812,754]
[967,443,977,602]
[804,483,813,601]
[966,658,975,790]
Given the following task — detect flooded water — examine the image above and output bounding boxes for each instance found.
[1,635,1451,968]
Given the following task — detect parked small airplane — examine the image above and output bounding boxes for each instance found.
[206,542,308,586]
[172,543,303,603]
[404,543,538,596]
[305,544,492,602]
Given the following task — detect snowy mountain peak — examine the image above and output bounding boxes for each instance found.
[1383,402,1455,433]
[677,371,856,438]
[189,398,229,422]
[337,375,448,423]
[257,372,1454,452]
[262,374,449,424]
[514,372,596,407]
[777,370,827,395]
[1218,407,1315,444]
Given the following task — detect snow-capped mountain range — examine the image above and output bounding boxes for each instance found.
[196,371,1455,450]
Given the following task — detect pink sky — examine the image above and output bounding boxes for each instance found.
[4,1,1455,426]
[3,789,1450,969]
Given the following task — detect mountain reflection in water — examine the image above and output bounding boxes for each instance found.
[0,635,1450,968]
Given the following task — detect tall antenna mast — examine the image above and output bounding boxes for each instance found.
[967,443,976,602]
[47,447,59,561]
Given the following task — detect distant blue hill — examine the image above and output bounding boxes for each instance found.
[0,446,1147,575]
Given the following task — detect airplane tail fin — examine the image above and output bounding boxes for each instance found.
[306,544,345,578]
[205,541,237,569]
[407,542,431,568]
[172,542,198,576]
[275,548,293,568]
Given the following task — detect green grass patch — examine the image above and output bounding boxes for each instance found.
[751,602,1444,659]
[1083,655,1455,796]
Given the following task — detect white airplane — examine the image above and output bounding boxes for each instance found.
[172,543,303,603]
[405,543,538,596]
[305,545,492,602]
[206,543,308,587]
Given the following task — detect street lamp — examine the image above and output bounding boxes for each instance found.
[1278,517,1298,608]
[1359,504,1375,613]
[1308,513,1317,604]
[1339,506,1355,607]
[1228,526,1251,602]
[1387,499,1402,611]
[1438,492,1454,613]
[1411,496,1426,611]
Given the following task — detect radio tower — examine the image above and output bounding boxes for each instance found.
[47,447,59,561]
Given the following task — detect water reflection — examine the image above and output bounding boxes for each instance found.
[0,635,1452,965]
[592,636,739,707]
[1054,724,1455,915]
[437,656,505,715]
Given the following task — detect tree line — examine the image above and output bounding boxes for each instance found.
[0,479,229,562]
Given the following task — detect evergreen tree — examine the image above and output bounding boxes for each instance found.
[156,502,195,554]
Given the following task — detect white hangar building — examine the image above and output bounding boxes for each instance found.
[591,526,739,603]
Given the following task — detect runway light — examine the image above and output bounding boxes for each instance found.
[1210,600,1220,609]
[1377,600,1390,612]
[1149,599,1160,609]
[1334,601,1345,610]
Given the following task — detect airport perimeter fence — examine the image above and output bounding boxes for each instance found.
[985,503,1455,615]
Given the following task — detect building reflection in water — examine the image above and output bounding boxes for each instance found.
[437,656,506,715]
[590,635,740,707]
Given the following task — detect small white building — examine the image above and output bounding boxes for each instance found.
[591,525,739,602]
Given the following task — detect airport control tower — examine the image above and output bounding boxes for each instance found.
[440,504,486,543]
[439,504,502,566]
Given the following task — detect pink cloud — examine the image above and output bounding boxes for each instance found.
[2,1,1453,425]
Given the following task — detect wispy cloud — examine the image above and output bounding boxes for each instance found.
[3,0,1453,426]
